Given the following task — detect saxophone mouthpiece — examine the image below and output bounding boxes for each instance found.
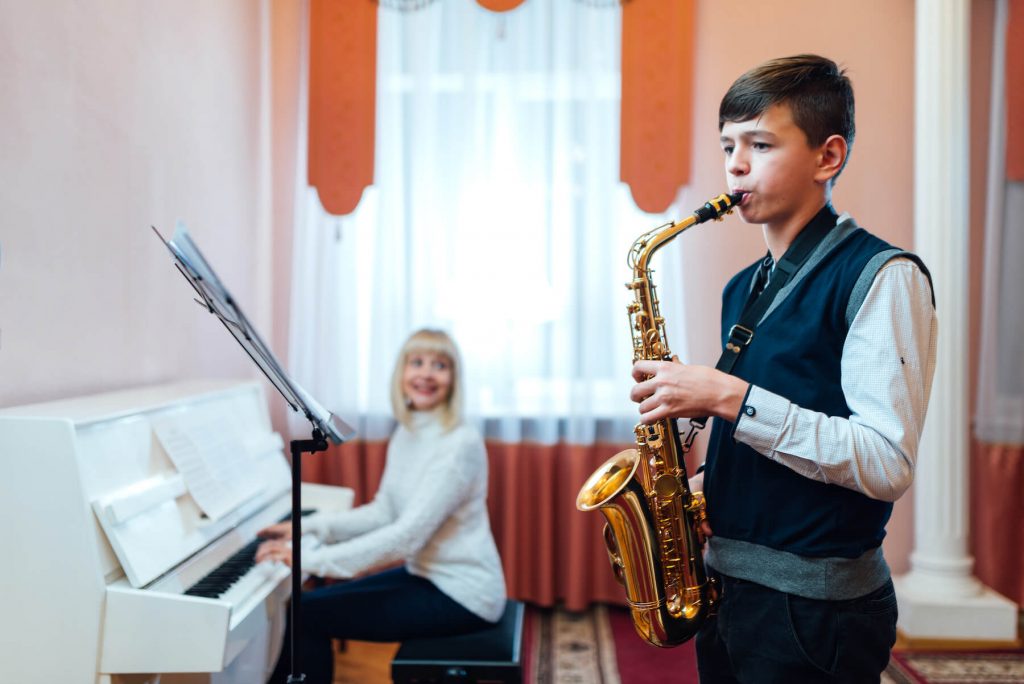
[694,192,745,224]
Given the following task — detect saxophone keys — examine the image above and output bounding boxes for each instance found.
[666,593,684,618]
[653,473,682,500]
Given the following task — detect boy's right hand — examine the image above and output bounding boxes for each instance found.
[257,521,293,540]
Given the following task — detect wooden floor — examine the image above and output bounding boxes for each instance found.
[333,640,400,684]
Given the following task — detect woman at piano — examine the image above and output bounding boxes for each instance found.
[256,328,507,684]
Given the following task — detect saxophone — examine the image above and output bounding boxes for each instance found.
[576,192,743,647]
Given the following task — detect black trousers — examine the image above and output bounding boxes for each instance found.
[695,572,898,684]
[268,566,492,684]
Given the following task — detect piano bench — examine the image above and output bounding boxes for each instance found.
[390,600,525,684]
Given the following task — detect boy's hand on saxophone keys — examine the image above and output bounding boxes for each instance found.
[631,359,749,425]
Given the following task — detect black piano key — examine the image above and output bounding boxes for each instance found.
[183,538,261,597]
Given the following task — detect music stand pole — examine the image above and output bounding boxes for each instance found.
[286,429,329,683]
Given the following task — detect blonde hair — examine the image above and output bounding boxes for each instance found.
[390,328,464,431]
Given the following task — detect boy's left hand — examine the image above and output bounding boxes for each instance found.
[630,359,748,425]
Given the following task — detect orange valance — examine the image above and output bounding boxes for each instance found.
[476,0,526,11]
[308,0,377,216]
[1007,0,1024,181]
[620,0,695,214]
[307,0,696,215]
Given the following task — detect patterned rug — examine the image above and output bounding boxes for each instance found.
[528,605,622,683]
[885,651,1024,683]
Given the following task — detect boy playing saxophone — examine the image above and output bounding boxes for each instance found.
[630,54,936,682]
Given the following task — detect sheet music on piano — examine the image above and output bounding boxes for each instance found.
[152,410,262,522]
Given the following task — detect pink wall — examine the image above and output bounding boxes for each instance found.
[0,1,274,408]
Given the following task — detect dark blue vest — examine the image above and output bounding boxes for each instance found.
[704,226,901,559]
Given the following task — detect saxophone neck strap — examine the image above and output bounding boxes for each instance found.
[688,204,837,431]
[715,203,838,376]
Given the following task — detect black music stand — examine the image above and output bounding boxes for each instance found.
[153,222,355,683]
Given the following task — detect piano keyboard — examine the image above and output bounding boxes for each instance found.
[184,509,317,599]
[185,538,262,598]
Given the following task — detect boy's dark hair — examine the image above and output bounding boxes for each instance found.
[719,54,855,175]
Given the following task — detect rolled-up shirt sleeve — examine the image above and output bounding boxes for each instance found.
[731,258,937,502]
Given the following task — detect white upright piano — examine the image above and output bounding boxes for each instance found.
[0,380,352,684]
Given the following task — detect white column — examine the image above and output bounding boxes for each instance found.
[894,0,1017,642]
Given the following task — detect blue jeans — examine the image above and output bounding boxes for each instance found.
[696,572,898,683]
[268,566,493,684]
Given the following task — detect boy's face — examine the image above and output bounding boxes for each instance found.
[720,103,827,228]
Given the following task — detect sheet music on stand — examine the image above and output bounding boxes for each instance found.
[153,220,354,683]
[153,221,354,445]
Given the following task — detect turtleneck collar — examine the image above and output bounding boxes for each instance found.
[409,408,446,433]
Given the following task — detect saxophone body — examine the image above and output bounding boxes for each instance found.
[576,192,742,647]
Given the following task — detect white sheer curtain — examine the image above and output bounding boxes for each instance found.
[289,0,689,443]
[977,0,1024,445]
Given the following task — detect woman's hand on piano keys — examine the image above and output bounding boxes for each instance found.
[257,522,294,541]
[255,539,293,567]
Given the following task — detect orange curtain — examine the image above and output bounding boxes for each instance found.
[1007,0,1024,180]
[620,0,695,213]
[308,0,377,216]
[486,442,628,610]
[970,441,1024,605]
[303,439,631,610]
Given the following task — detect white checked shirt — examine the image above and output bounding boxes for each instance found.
[732,257,937,502]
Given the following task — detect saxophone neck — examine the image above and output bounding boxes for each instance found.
[629,214,696,274]
[629,192,742,272]
[627,191,744,361]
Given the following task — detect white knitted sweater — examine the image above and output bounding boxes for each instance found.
[301,411,507,622]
